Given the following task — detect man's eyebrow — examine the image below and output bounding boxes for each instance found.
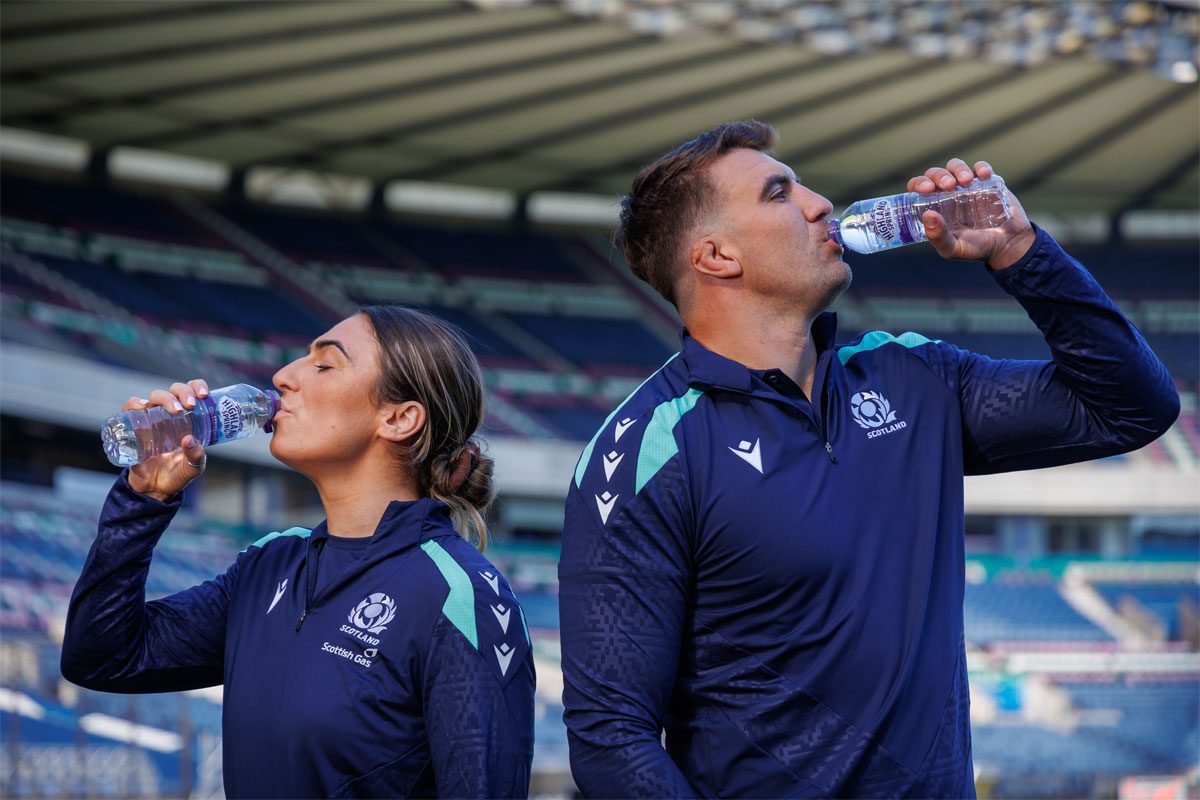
[308,338,350,361]
[759,173,794,202]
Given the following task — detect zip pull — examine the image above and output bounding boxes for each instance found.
[824,442,838,464]
[295,609,308,631]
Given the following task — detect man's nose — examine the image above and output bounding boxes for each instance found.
[803,188,834,222]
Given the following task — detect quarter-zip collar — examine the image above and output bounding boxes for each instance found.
[296,497,455,631]
[679,312,841,463]
[680,311,839,400]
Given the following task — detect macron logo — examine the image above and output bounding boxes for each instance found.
[603,450,624,481]
[267,579,287,615]
[491,603,511,633]
[479,571,500,596]
[729,438,763,473]
[494,642,515,676]
[614,417,637,442]
[595,491,619,524]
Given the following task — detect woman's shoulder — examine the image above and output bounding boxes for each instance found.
[414,534,530,661]
[242,526,313,553]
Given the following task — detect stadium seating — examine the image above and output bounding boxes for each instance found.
[1,169,1196,799]
[965,576,1113,645]
[4,170,1198,442]
[1093,582,1200,640]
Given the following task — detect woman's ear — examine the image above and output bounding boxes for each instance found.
[378,400,426,443]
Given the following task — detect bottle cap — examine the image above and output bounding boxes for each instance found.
[263,389,281,434]
[826,219,843,247]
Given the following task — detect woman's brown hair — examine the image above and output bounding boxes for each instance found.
[361,304,496,550]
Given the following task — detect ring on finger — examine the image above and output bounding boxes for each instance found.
[186,456,207,471]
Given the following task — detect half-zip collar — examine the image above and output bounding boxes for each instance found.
[679,312,841,462]
[679,312,838,399]
[296,497,455,631]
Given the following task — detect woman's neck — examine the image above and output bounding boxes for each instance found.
[312,460,422,538]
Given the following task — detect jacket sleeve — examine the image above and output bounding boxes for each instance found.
[919,226,1180,474]
[60,471,234,692]
[422,584,535,798]
[558,456,696,799]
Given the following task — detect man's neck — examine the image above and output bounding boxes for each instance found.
[687,306,821,400]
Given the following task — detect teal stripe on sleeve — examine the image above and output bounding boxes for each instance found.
[635,387,703,494]
[241,526,310,553]
[575,353,680,489]
[518,604,531,646]
[419,539,478,650]
[837,331,939,365]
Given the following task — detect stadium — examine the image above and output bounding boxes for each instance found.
[0,1,1197,798]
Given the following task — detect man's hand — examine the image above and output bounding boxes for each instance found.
[907,158,1036,270]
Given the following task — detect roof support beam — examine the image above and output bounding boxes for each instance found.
[386,51,935,185]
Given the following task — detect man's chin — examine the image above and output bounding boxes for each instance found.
[818,264,853,310]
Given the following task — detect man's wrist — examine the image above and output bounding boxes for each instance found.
[986,228,1038,271]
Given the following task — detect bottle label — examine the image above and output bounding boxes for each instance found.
[871,199,898,242]
[194,395,245,445]
[216,395,245,442]
[871,198,920,245]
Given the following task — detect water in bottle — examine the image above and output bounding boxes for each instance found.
[828,175,1011,254]
[102,383,281,467]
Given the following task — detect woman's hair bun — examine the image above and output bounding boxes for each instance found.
[429,438,496,549]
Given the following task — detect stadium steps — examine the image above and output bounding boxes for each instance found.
[485,391,562,440]
[0,245,240,385]
[471,308,578,374]
[562,237,679,349]
[1157,424,1199,471]
[1059,572,1158,644]
[170,193,355,321]
[573,231,686,345]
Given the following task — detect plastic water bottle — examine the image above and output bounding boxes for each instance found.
[101,384,281,467]
[828,175,1011,254]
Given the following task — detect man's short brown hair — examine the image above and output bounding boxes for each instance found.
[615,120,779,307]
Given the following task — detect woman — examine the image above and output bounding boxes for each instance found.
[61,305,535,799]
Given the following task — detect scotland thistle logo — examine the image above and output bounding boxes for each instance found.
[850,390,897,430]
[349,592,396,634]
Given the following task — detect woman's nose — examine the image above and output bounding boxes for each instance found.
[273,361,298,392]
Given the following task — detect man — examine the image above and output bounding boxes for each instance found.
[557,120,1179,798]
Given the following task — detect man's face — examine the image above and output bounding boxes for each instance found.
[703,148,851,311]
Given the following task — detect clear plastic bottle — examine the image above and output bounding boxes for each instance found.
[828,175,1011,254]
[101,384,281,467]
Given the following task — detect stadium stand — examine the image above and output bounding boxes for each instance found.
[965,576,1114,645]
[5,171,1198,456]
[1,168,1196,798]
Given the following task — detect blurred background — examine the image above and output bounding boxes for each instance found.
[0,1,1197,798]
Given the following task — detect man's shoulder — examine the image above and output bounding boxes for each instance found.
[836,329,946,367]
[570,354,709,528]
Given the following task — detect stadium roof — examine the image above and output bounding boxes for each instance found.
[1,0,1197,218]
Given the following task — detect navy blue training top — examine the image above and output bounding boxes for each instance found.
[559,228,1179,799]
[62,477,535,799]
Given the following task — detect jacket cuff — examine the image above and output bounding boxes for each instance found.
[988,224,1054,286]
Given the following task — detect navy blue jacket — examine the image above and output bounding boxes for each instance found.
[62,473,535,799]
[559,229,1178,798]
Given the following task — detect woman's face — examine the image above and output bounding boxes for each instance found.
[269,314,386,473]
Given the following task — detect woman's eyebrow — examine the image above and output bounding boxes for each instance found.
[309,338,351,361]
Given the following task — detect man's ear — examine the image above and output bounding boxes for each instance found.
[690,234,743,280]
[378,400,426,443]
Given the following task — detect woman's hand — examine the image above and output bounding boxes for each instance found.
[126,380,210,502]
